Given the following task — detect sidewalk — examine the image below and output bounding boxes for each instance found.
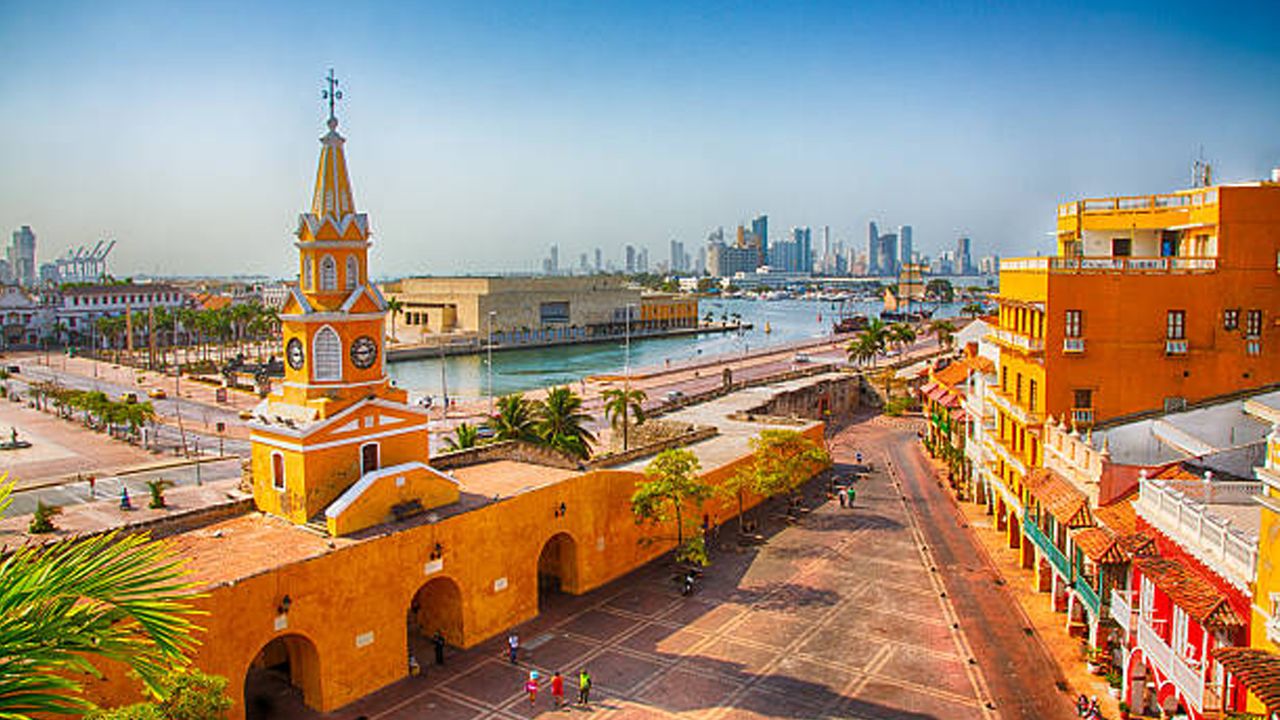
[926,452,1122,718]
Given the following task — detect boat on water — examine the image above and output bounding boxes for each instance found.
[880,284,933,323]
[831,299,869,334]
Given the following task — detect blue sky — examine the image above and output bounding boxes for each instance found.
[1,0,1278,277]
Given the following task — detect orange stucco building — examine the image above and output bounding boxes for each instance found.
[81,88,830,719]
[983,178,1280,563]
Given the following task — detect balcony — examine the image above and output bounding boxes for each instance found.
[1023,518,1071,580]
[991,326,1044,354]
[984,432,1028,478]
[1063,337,1085,354]
[1074,577,1101,616]
[1057,189,1218,218]
[1165,339,1188,355]
[988,387,1042,427]
[1071,408,1095,426]
[1136,615,1205,710]
[1000,256,1218,275]
[1110,588,1134,635]
[1135,477,1261,591]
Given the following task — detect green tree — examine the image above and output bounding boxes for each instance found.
[961,301,984,318]
[146,479,175,509]
[486,393,537,443]
[930,319,957,350]
[0,479,201,718]
[602,387,646,452]
[445,423,482,451]
[534,387,596,460]
[925,278,954,303]
[846,318,887,367]
[888,322,916,354]
[738,429,830,503]
[385,297,404,342]
[87,669,231,720]
[630,449,712,564]
[846,333,878,367]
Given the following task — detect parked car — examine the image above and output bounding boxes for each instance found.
[147,388,167,399]
[665,390,686,402]
[793,353,811,363]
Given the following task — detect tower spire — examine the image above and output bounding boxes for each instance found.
[322,68,343,128]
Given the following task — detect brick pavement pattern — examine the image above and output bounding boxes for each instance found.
[263,423,996,720]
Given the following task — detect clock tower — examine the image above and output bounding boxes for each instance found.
[249,72,456,531]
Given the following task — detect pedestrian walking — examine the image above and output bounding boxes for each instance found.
[432,630,446,665]
[837,487,847,508]
[847,486,856,507]
[577,668,592,706]
[507,633,519,664]
[550,670,565,709]
[524,670,540,707]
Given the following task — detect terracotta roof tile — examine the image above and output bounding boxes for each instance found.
[1212,647,1280,710]
[933,361,973,389]
[1135,557,1244,628]
[1025,467,1091,528]
[1072,527,1127,564]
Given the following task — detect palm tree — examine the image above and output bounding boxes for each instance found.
[930,320,957,351]
[445,423,481,451]
[847,318,888,367]
[534,386,596,460]
[486,393,536,442]
[888,322,916,354]
[0,479,201,717]
[385,297,404,343]
[602,387,646,451]
[845,334,877,367]
[961,302,984,318]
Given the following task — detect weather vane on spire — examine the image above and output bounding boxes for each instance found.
[322,68,343,125]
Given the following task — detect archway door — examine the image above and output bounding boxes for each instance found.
[408,575,465,665]
[537,532,579,605]
[244,634,322,720]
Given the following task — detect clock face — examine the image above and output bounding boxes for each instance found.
[350,335,378,370]
[286,338,305,370]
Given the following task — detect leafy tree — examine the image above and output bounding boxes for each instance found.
[961,301,984,318]
[486,393,536,443]
[385,297,404,342]
[888,322,916,354]
[602,387,646,451]
[534,387,596,460]
[631,449,712,564]
[87,669,231,720]
[738,429,831,503]
[445,423,481,451]
[930,320,957,350]
[0,479,201,718]
[925,278,954,303]
[146,479,174,509]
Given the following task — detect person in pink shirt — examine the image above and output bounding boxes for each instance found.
[524,670,540,707]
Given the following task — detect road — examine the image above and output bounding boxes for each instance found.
[5,457,244,515]
[850,416,1075,719]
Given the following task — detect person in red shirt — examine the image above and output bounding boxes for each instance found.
[550,671,565,709]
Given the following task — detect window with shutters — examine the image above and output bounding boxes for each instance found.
[314,327,341,381]
[1246,309,1262,338]
[320,256,337,291]
[1166,310,1186,340]
[346,256,359,290]
[1064,310,1082,338]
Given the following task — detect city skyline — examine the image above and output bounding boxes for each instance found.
[2,1,1279,277]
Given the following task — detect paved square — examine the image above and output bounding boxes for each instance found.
[281,428,994,719]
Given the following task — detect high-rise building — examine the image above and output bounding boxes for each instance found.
[956,236,972,275]
[549,244,559,274]
[637,247,649,273]
[792,226,812,273]
[898,226,913,273]
[594,248,602,272]
[625,245,636,273]
[751,214,768,266]
[8,226,36,287]
[867,222,880,276]
[669,239,686,273]
[878,232,898,277]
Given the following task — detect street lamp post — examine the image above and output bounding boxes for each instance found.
[486,311,496,416]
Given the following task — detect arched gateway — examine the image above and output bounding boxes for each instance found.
[244,634,322,720]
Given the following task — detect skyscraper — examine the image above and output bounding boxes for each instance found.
[879,232,898,276]
[594,247,602,272]
[956,236,972,275]
[625,245,636,273]
[8,226,36,287]
[898,225,913,268]
[867,222,880,276]
[669,239,686,272]
[549,244,559,274]
[751,214,768,266]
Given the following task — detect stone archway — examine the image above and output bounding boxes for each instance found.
[408,575,464,668]
[244,633,322,720]
[537,532,579,607]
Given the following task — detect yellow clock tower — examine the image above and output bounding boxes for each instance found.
[249,71,457,533]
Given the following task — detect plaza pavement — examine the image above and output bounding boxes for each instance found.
[257,424,998,720]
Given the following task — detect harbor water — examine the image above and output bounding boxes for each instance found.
[387,298,962,399]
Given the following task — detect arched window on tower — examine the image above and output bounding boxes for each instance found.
[346,256,359,290]
[320,256,337,291]
[303,257,313,290]
[314,327,341,381]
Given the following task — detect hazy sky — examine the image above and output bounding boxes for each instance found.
[2,1,1278,278]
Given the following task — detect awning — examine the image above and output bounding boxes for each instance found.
[1071,527,1128,564]
[1025,468,1092,528]
[1212,647,1280,711]
[1134,557,1245,629]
